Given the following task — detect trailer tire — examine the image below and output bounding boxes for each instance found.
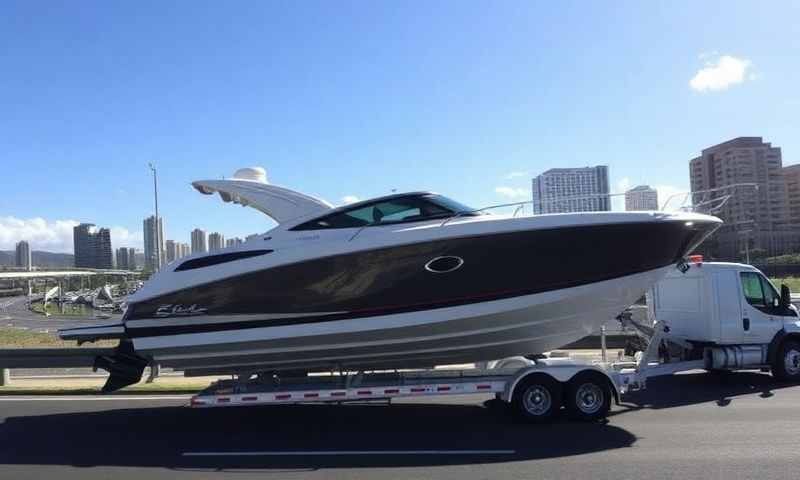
[512,375,562,423]
[564,372,612,422]
[772,339,800,382]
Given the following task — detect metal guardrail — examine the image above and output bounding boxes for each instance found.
[0,348,113,369]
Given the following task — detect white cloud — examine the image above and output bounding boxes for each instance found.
[505,171,529,180]
[614,177,631,194]
[494,186,529,199]
[689,55,753,92]
[698,50,719,60]
[0,217,143,253]
[611,177,631,211]
[655,185,687,210]
[340,195,360,205]
[0,217,78,253]
[110,227,143,249]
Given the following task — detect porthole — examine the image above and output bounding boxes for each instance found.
[424,256,464,274]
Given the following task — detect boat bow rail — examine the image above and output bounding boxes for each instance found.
[450,183,757,220]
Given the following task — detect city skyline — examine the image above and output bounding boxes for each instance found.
[532,166,610,214]
[6,135,800,266]
[4,135,799,256]
[690,137,799,259]
[625,185,659,212]
[2,2,799,252]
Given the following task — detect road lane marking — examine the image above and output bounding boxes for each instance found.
[183,450,516,456]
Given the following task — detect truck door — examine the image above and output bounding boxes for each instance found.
[716,271,744,344]
[739,272,784,344]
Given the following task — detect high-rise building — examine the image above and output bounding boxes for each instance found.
[690,137,797,259]
[73,223,95,268]
[134,250,145,270]
[165,241,191,262]
[532,166,610,214]
[143,215,165,271]
[245,233,261,242]
[113,247,137,270]
[625,185,659,211]
[165,240,177,264]
[73,223,113,269]
[783,164,800,227]
[225,237,243,248]
[191,228,207,254]
[208,232,225,251]
[127,248,137,270]
[115,248,129,270]
[93,228,113,269]
[15,240,32,271]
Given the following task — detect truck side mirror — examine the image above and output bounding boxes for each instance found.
[781,284,791,308]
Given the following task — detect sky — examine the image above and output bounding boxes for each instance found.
[2,1,799,253]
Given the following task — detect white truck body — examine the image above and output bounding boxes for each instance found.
[648,261,800,346]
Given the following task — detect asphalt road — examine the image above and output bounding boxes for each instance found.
[1,370,798,480]
[0,295,120,333]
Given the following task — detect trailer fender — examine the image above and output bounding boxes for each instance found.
[502,364,620,405]
[488,356,535,370]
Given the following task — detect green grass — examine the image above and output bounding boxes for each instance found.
[0,327,117,348]
[29,302,94,317]
[0,383,205,395]
[770,277,800,293]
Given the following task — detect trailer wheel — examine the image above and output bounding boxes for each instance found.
[564,372,612,422]
[512,375,562,423]
[772,339,800,382]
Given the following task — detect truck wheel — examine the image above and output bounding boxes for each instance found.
[512,375,562,423]
[564,372,612,422]
[772,339,800,382]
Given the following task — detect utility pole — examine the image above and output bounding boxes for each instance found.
[148,163,161,270]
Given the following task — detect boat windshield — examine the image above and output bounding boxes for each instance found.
[292,194,478,230]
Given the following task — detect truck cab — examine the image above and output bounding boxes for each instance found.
[647,258,800,380]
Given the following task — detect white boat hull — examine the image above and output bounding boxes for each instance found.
[134,265,672,374]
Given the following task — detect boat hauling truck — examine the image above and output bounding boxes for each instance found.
[190,257,800,423]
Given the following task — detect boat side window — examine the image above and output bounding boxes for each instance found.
[740,272,766,307]
[293,196,453,230]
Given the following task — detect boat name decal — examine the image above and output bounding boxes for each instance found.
[154,304,208,318]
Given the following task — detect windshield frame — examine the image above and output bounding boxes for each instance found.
[290,193,477,231]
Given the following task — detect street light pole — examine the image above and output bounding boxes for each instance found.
[745,232,750,264]
[148,163,161,270]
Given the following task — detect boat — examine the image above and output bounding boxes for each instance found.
[61,167,722,392]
